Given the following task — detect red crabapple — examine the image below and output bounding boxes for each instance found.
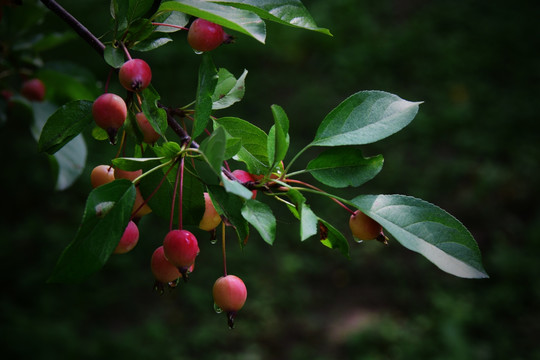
[213,275,247,328]
[113,220,139,254]
[135,112,160,144]
[151,245,182,284]
[132,187,152,218]
[232,169,257,199]
[21,78,45,102]
[349,210,385,242]
[119,59,152,92]
[92,93,127,143]
[90,165,115,188]
[115,168,142,182]
[162,229,199,270]
[199,192,221,231]
[187,18,228,52]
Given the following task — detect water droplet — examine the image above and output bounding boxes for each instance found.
[193,49,203,55]
[214,303,223,314]
[354,239,364,244]
[210,238,218,245]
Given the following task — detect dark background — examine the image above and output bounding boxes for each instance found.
[1,0,539,359]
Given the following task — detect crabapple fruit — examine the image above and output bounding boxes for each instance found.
[151,245,182,284]
[232,169,257,199]
[119,59,152,92]
[115,168,142,182]
[349,210,383,241]
[135,112,160,144]
[90,165,115,188]
[92,93,127,142]
[132,187,152,218]
[199,192,221,231]
[21,78,45,102]
[187,18,228,52]
[114,220,139,254]
[162,229,199,269]
[213,275,247,312]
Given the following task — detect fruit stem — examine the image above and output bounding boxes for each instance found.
[151,22,188,31]
[284,144,311,174]
[285,179,356,215]
[119,41,132,61]
[178,156,185,230]
[169,157,182,231]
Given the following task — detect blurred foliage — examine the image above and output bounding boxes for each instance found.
[1,0,539,359]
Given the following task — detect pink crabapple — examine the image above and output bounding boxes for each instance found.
[113,220,139,254]
[119,59,152,92]
[213,275,247,328]
[21,78,45,102]
[90,165,115,188]
[199,192,222,231]
[187,18,230,52]
[92,93,127,143]
[162,229,199,270]
[135,112,160,144]
[232,169,257,199]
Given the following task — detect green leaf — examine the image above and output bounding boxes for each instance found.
[212,68,248,110]
[37,62,101,103]
[131,36,173,51]
[241,199,276,245]
[207,184,249,244]
[213,117,269,174]
[350,194,489,279]
[306,148,383,188]
[211,0,331,35]
[267,104,289,166]
[152,141,181,159]
[318,218,349,257]
[48,180,136,282]
[32,31,77,52]
[199,126,226,175]
[286,189,318,241]
[221,172,253,200]
[104,45,125,68]
[124,18,155,44]
[141,85,168,136]
[37,100,93,154]
[193,53,218,139]
[153,11,190,32]
[52,134,88,191]
[112,156,165,172]
[158,0,266,43]
[311,91,422,147]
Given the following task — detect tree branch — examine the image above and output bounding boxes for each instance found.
[40,0,105,56]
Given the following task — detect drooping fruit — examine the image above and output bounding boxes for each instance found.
[92,93,127,143]
[199,192,221,231]
[135,112,160,144]
[232,169,257,199]
[115,168,143,182]
[162,229,199,269]
[349,210,383,241]
[21,78,45,102]
[187,18,227,52]
[90,165,115,188]
[151,245,182,284]
[119,59,152,92]
[114,220,139,254]
[213,275,247,328]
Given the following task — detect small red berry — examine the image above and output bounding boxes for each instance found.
[135,112,160,144]
[151,245,182,284]
[21,78,45,102]
[232,169,257,199]
[114,220,139,254]
[90,165,115,188]
[162,230,199,269]
[187,18,227,52]
[213,275,247,312]
[92,93,127,143]
[199,192,221,231]
[349,210,383,241]
[119,59,152,92]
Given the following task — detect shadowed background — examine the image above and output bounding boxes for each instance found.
[1,0,539,359]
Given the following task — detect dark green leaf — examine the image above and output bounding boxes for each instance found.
[286,189,318,240]
[125,18,155,44]
[141,85,168,136]
[152,141,181,159]
[306,147,383,188]
[212,0,332,35]
[208,184,249,244]
[158,0,266,43]
[32,31,77,52]
[48,180,136,282]
[199,126,226,174]
[193,53,218,139]
[131,36,172,51]
[213,117,269,174]
[267,104,289,166]
[311,90,422,147]
[104,45,125,68]
[221,173,253,200]
[112,156,165,172]
[318,218,349,257]
[153,11,190,32]
[37,100,93,154]
[212,68,248,110]
[350,194,489,279]
[241,199,276,245]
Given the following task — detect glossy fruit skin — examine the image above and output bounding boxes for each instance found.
[151,246,182,283]
[349,210,382,240]
[90,165,115,188]
[162,230,199,268]
[21,78,45,102]
[199,192,221,231]
[114,220,139,254]
[115,168,142,182]
[232,169,257,199]
[213,275,247,312]
[187,18,225,52]
[92,93,127,131]
[135,112,160,144]
[119,59,152,92]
